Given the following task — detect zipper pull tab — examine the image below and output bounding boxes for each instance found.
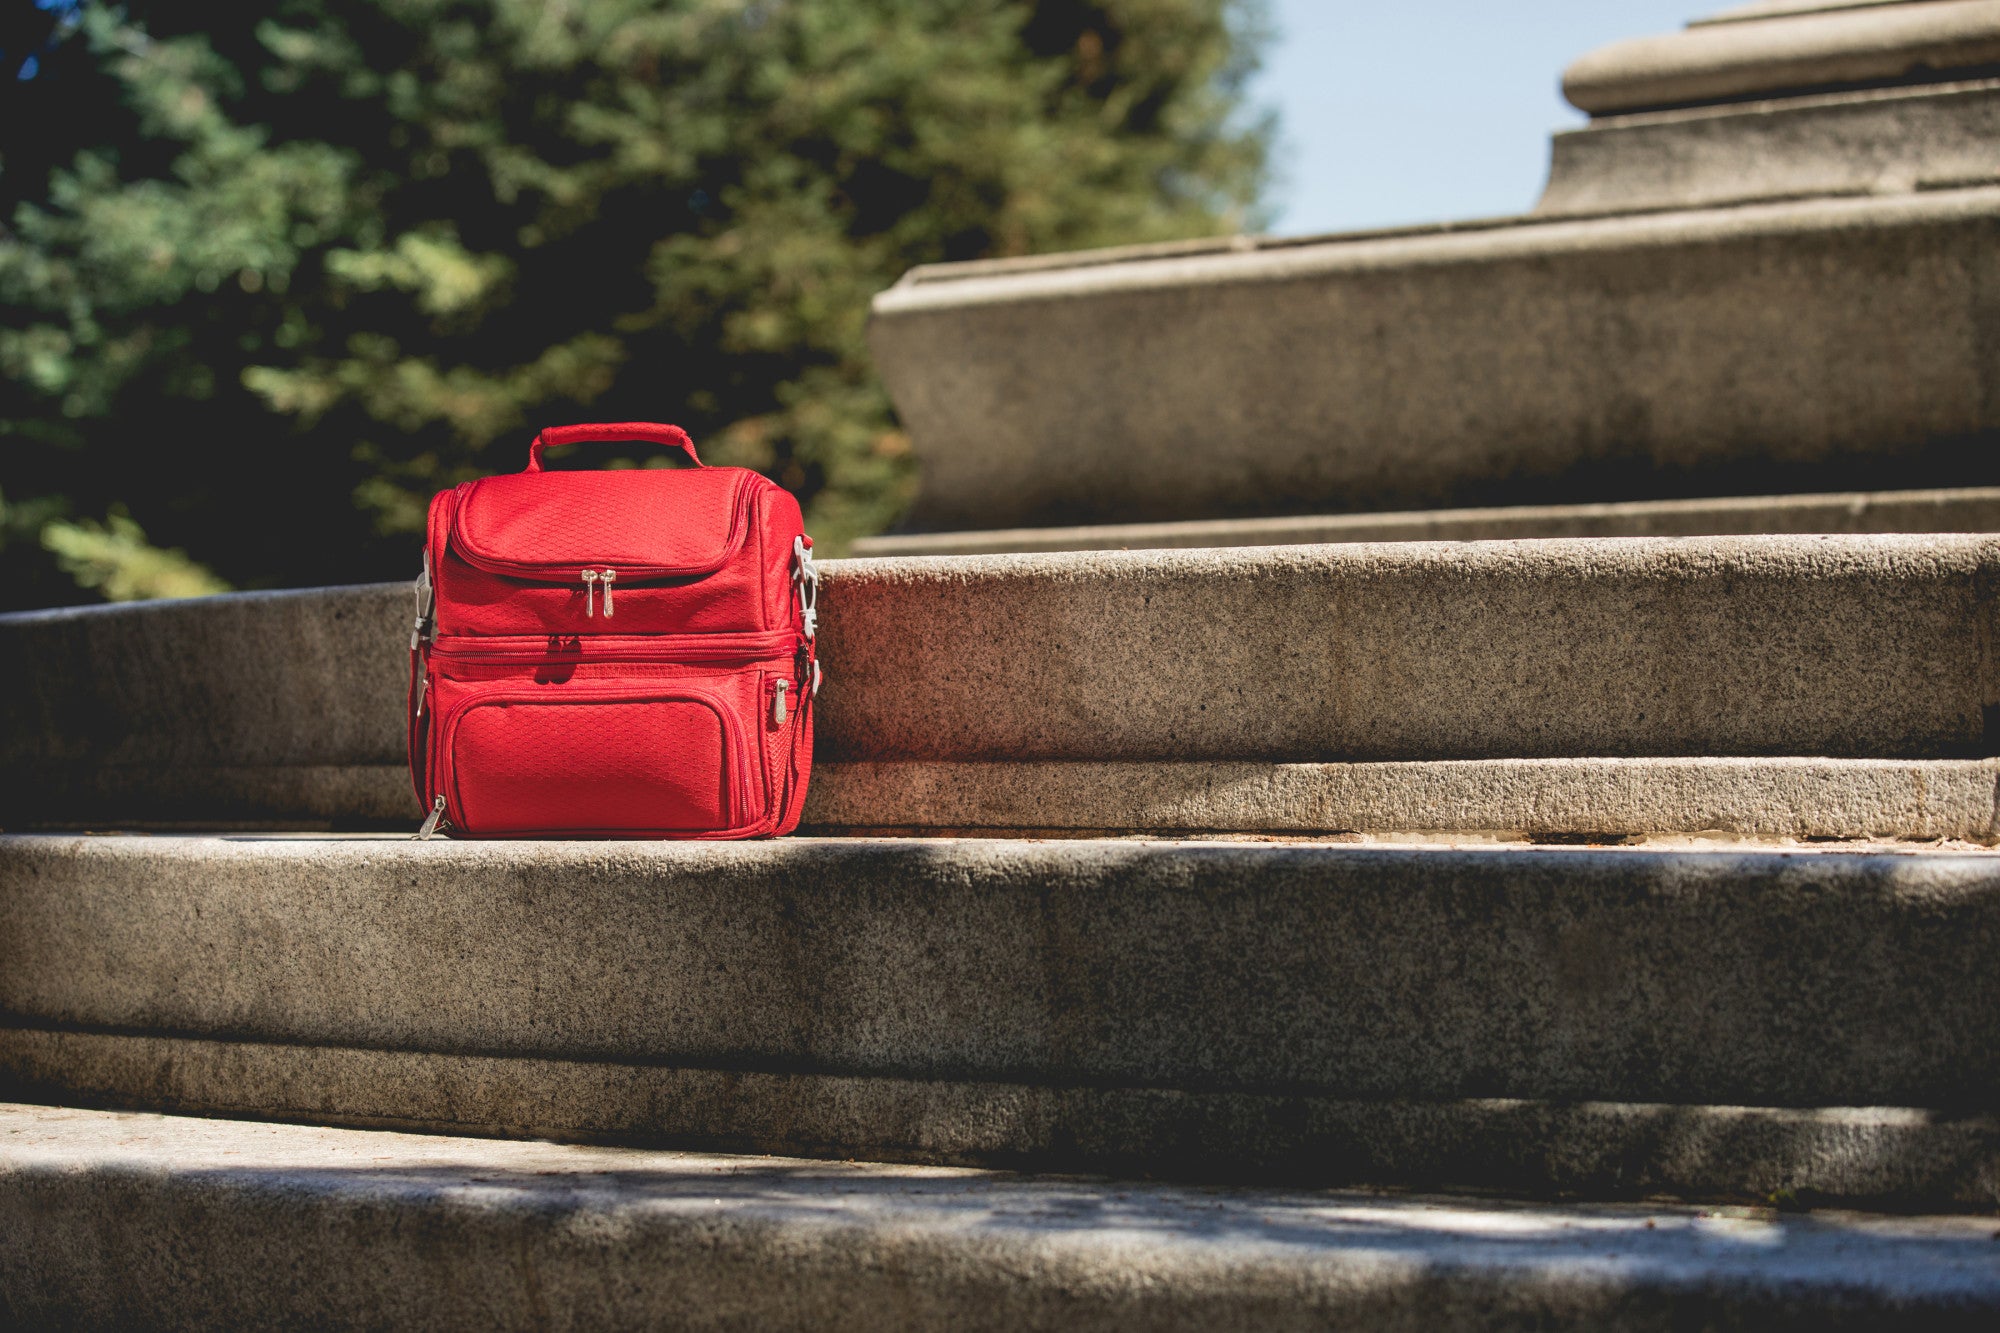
[415,794,449,840]
[599,568,615,618]
[772,678,790,726]
[581,569,599,618]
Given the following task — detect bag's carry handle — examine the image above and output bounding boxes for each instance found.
[526,422,702,472]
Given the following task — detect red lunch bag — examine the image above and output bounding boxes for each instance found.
[407,422,819,839]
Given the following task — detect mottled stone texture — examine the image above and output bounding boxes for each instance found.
[849,486,2000,556]
[871,189,2000,532]
[0,583,413,824]
[9,1028,1998,1209]
[1564,0,2000,114]
[6,536,2000,830]
[807,758,2000,839]
[1539,80,2000,217]
[5,835,2000,1112]
[5,1104,1999,1332]
[815,537,2000,763]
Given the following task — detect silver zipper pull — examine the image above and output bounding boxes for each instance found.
[772,679,790,725]
[415,795,448,839]
[414,655,428,718]
[599,568,616,618]
[581,569,599,617]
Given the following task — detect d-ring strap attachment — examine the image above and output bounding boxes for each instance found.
[792,535,819,643]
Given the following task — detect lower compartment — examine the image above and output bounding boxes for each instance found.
[423,660,793,837]
[451,689,742,833]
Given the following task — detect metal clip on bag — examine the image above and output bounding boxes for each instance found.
[406,422,818,839]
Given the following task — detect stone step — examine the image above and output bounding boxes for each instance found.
[1563,0,2000,116]
[5,833,1997,1208]
[868,186,2000,532]
[1538,0,2000,216]
[5,536,1999,837]
[850,485,2000,556]
[1537,76,2000,217]
[6,1104,1997,1332]
[812,757,2000,840]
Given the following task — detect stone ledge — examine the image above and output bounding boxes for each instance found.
[819,538,2000,764]
[870,188,2000,531]
[805,758,2000,841]
[0,582,408,788]
[19,758,1996,843]
[7,535,2000,829]
[5,835,1997,1114]
[5,1103,1997,1330]
[849,486,2000,556]
[1563,0,2000,115]
[6,1029,1994,1210]
[1540,78,2000,215]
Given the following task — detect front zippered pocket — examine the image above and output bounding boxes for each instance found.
[433,680,755,836]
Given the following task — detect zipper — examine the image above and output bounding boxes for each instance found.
[415,794,449,839]
[771,678,789,726]
[428,630,800,666]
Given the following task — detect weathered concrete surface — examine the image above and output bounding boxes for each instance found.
[1564,1,2000,115]
[6,1105,1998,1333]
[870,187,2000,532]
[805,758,2000,839]
[816,539,2000,763]
[29,758,1997,842]
[7,1106,1997,1333]
[1703,2,1950,25]
[850,486,2000,556]
[7,536,2000,826]
[0,583,414,825]
[9,1027,1997,1209]
[5,835,1999,1114]
[1540,78,2000,215]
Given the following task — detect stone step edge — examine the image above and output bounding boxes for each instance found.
[17,757,1999,841]
[1563,0,2000,115]
[5,1102,1997,1331]
[5,1026,1995,1212]
[807,758,2000,841]
[850,486,2000,557]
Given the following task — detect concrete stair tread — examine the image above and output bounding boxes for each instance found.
[849,486,2000,557]
[11,533,2000,838]
[1563,0,2000,114]
[6,1101,1997,1330]
[870,185,2000,531]
[5,832,1998,1208]
[807,757,2000,840]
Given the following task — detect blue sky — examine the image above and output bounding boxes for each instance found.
[1250,1,1715,236]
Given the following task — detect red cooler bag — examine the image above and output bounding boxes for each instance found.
[406,422,818,839]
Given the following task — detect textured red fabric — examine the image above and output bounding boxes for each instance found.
[455,468,747,575]
[525,421,701,471]
[409,423,815,839]
[449,691,735,833]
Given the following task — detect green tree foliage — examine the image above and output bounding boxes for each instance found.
[0,0,1269,607]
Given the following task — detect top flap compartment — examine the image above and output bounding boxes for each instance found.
[452,467,752,578]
